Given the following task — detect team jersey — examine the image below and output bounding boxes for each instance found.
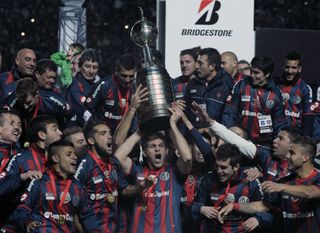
[264,169,320,233]
[12,168,101,233]
[75,151,127,233]
[172,75,189,100]
[185,69,233,127]
[276,75,314,136]
[192,171,272,233]
[85,75,135,133]
[222,76,287,144]
[254,145,290,181]
[0,68,23,107]
[128,163,186,233]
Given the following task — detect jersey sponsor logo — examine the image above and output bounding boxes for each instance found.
[238,196,249,204]
[282,211,314,219]
[49,96,64,107]
[92,82,103,99]
[210,193,219,201]
[285,110,300,118]
[241,95,251,102]
[144,190,170,198]
[190,89,197,94]
[80,96,86,103]
[267,168,278,177]
[104,111,123,120]
[60,192,71,204]
[45,192,55,200]
[74,159,86,179]
[90,191,118,201]
[5,152,21,172]
[241,110,263,117]
[159,171,170,181]
[44,211,73,222]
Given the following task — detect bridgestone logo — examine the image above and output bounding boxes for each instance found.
[181,29,232,37]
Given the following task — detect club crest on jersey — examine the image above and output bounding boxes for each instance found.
[282,93,290,102]
[60,192,71,204]
[80,96,86,103]
[266,100,275,109]
[225,193,235,204]
[293,96,301,104]
[159,172,170,181]
[104,171,110,179]
[238,196,249,204]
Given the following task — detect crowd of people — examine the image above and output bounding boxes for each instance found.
[0,43,319,233]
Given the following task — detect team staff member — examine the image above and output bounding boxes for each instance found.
[218,136,320,233]
[11,140,101,233]
[185,47,233,127]
[114,103,192,233]
[192,143,272,233]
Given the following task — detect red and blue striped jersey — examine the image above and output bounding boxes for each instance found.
[192,171,272,233]
[0,68,22,107]
[223,77,287,144]
[264,169,320,233]
[276,77,314,134]
[255,145,290,181]
[129,163,186,233]
[13,168,101,233]
[75,151,127,233]
[85,75,135,133]
[172,75,189,100]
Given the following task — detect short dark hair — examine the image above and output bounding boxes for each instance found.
[83,119,106,141]
[0,108,20,127]
[36,58,57,74]
[69,43,85,53]
[62,126,83,140]
[281,126,303,143]
[78,48,99,68]
[16,78,39,101]
[216,143,242,167]
[141,131,167,151]
[47,139,74,166]
[238,59,250,66]
[28,115,58,142]
[293,136,317,160]
[285,51,301,66]
[250,55,274,76]
[180,48,198,62]
[198,48,221,70]
[116,53,138,72]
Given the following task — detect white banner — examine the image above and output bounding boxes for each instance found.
[58,0,86,52]
[165,0,255,78]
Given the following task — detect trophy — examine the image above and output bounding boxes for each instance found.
[130,8,174,131]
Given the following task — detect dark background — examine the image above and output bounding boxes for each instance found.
[0,0,319,83]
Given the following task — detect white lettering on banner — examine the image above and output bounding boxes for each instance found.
[44,211,73,221]
[282,211,314,219]
[144,190,170,198]
[285,110,300,118]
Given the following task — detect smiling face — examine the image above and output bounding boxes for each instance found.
[250,67,269,86]
[216,158,239,183]
[54,146,78,177]
[80,60,98,81]
[284,59,301,81]
[144,138,168,170]
[0,113,22,144]
[15,49,36,76]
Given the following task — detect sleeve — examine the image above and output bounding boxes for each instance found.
[85,81,104,112]
[12,179,39,230]
[191,176,210,220]
[74,158,90,185]
[189,127,215,167]
[271,87,288,135]
[77,186,102,233]
[209,120,257,159]
[301,83,315,136]
[50,51,67,67]
[222,81,242,128]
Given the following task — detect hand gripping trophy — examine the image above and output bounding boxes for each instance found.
[130,7,175,131]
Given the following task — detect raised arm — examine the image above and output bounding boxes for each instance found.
[168,103,192,175]
[114,131,141,175]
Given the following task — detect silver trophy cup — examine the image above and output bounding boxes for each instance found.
[131,8,174,131]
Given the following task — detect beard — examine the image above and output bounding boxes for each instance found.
[94,143,111,159]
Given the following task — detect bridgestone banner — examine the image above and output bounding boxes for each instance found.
[165,0,254,77]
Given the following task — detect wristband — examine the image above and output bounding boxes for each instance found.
[233,203,240,211]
